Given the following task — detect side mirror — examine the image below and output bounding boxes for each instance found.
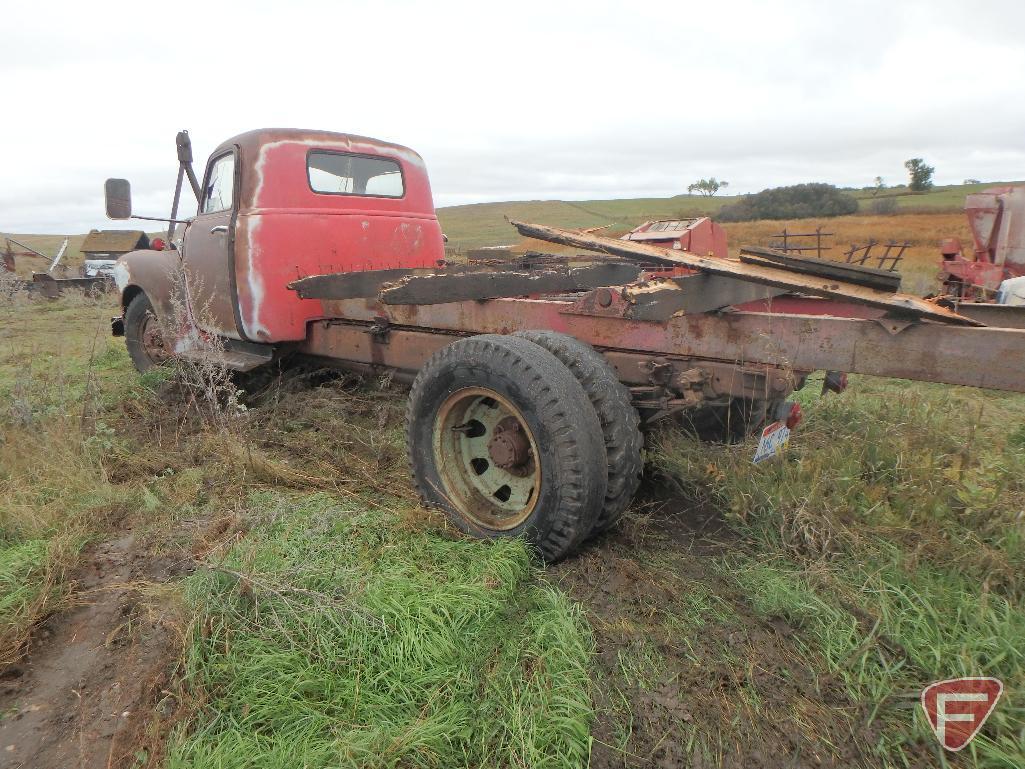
[105,178,132,219]
[176,131,193,164]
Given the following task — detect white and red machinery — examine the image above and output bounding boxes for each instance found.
[940,186,1025,300]
[622,218,728,258]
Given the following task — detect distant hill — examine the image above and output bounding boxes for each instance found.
[438,180,1025,249]
[437,196,728,251]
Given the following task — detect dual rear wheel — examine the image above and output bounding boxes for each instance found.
[406,332,642,562]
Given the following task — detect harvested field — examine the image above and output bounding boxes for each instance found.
[720,212,971,295]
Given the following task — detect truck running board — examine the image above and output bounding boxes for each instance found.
[175,338,274,372]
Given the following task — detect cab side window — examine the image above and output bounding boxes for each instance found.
[202,153,235,214]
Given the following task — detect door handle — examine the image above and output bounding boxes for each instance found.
[210,225,228,234]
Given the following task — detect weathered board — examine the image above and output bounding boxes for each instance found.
[625,275,789,321]
[739,246,901,292]
[289,268,436,300]
[508,219,980,326]
[379,263,643,305]
[946,302,1025,330]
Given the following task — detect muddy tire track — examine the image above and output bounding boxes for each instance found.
[552,486,887,769]
[0,532,184,769]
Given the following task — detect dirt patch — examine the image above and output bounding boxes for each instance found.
[553,484,885,769]
[0,531,184,769]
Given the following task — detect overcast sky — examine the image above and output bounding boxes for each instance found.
[3,0,1024,234]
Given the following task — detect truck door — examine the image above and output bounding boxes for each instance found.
[184,148,242,338]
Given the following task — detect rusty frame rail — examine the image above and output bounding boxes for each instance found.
[303,295,1025,394]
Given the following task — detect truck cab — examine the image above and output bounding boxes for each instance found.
[110,128,445,358]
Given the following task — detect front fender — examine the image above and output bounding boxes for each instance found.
[113,248,182,322]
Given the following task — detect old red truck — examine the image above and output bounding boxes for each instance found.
[105,128,1025,560]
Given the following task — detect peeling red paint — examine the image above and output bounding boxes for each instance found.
[221,130,444,342]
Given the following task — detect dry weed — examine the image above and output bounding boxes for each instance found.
[0,270,30,303]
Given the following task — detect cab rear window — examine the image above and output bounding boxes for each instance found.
[307,151,404,198]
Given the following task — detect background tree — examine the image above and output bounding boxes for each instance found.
[873,176,885,196]
[687,178,729,197]
[904,158,935,192]
[717,183,858,222]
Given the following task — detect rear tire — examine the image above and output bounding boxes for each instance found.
[515,330,642,536]
[406,334,607,562]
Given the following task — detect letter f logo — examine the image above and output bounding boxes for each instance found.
[922,678,1003,751]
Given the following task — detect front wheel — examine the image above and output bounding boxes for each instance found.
[406,334,608,562]
[124,293,169,373]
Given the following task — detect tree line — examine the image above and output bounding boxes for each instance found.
[688,158,940,222]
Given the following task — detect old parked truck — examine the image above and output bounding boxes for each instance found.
[105,129,1025,561]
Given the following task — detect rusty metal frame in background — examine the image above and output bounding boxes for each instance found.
[768,226,833,258]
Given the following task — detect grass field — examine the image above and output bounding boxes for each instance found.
[0,296,598,767]
[652,378,1025,767]
[2,212,1024,766]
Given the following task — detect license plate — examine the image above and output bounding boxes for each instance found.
[753,421,790,464]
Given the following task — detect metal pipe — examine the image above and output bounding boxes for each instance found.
[4,236,48,259]
[47,238,68,273]
[168,164,185,242]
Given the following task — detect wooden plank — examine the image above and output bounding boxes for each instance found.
[739,246,901,292]
[508,219,981,326]
[289,268,431,300]
[625,275,789,321]
[379,263,642,305]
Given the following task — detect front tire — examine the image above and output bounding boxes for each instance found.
[406,334,608,562]
[124,293,169,374]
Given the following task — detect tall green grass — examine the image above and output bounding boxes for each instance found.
[169,491,594,769]
[0,298,150,665]
[0,540,55,655]
[653,376,1025,767]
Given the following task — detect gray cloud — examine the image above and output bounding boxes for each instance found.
[3,0,1024,233]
